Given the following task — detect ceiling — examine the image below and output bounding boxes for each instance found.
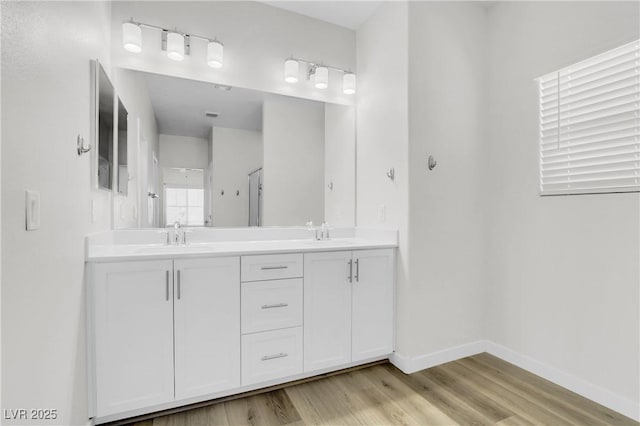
[261,1,383,30]
[141,71,264,139]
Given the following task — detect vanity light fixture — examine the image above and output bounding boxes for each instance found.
[283,58,356,94]
[207,40,224,68]
[343,72,356,95]
[166,31,185,61]
[314,66,329,89]
[121,19,224,69]
[122,21,142,53]
[284,59,299,83]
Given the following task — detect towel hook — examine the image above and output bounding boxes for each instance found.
[77,134,91,156]
[386,168,395,181]
[428,155,437,171]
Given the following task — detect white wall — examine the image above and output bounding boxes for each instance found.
[262,95,325,226]
[112,67,159,229]
[355,1,410,350]
[324,104,355,227]
[211,127,262,227]
[159,134,209,170]
[406,2,487,356]
[1,2,112,424]
[110,1,355,106]
[485,0,640,412]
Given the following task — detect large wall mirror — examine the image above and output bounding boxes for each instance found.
[117,69,355,229]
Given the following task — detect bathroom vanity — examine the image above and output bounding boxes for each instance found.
[85,228,397,424]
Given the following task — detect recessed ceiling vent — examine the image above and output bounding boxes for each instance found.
[205,112,219,118]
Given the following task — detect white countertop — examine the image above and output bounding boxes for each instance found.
[86,228,398,262]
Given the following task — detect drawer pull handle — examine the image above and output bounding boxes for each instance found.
[261,303,289,309]
[261,265,289,270]
[261,352,288,361]
[354,259,360,282]
[177,270,181,300]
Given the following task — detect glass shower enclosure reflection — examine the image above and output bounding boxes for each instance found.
[248,168,262,226]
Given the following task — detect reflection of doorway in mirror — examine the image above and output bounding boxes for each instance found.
[148,154,159,227]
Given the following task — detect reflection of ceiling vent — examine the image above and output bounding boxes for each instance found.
[205,112,219,118]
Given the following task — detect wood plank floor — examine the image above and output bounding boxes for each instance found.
[126,354,637,426]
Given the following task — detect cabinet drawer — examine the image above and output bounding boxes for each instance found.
[241,253,303,282]
[242,279,303,334]
[241,327,303,386]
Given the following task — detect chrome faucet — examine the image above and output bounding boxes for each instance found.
[172,221,185,245]
[307,221,330,241]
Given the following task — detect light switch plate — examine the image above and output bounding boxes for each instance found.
[25,190,40,231]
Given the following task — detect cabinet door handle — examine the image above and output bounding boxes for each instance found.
[165,270,170,301]
[177,270,181,300]
[261,303,288,309]
[261,265,288,270]
[261,352,288,361]
[348,259,353,283]
[355,259,360,282]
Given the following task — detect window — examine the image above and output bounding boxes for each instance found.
[537,39,640,195]
[165,187,204,226]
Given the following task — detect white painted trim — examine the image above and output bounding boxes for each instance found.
[484,341,640,422]
[389,341,487,374]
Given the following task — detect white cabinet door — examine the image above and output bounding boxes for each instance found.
[352,249,395,362]
[174,257,240,400]
[93,260,174,417]
[303,251,353,372]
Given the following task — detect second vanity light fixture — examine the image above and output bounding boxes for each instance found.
[122,20,224,68]
[284,58,356,95]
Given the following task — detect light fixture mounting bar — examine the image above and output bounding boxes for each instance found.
[129,19,221,44]
[289,57,352,74]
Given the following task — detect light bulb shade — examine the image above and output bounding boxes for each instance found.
[207,41,224,68]
[166,32,185,61]
[343,73,356,95]
[284,59,299,83]
[122,22,142,53]
[314,66,329,89]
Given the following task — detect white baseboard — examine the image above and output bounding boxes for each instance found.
[389,340,487,374]
[390,340,639,422]
[484,341,640,422]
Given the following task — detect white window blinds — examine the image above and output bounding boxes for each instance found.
[538,39,640,195]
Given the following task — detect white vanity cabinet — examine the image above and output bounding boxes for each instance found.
[88,241,395,424]
[304,249,394,372]
[92,260,175,417]
[90,257,240,418]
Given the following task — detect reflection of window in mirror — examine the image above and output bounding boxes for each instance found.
[161,167,205,226]
[97,63,115,190]
[117,98,128,195]
[165,187,204,226]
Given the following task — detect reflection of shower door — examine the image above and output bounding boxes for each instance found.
[248,168,262,227]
